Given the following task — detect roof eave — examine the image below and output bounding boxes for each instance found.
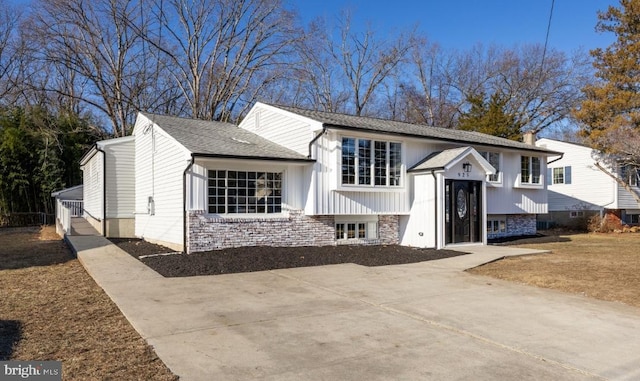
[191,152,315,163]
[322,123,560,155]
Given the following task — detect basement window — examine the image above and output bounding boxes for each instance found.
[487,218,506,234]
[335,218,378,240]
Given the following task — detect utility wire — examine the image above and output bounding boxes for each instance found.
[541,0,555,70]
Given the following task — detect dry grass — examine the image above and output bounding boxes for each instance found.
[0,226,177,380]
[470,232,640,308]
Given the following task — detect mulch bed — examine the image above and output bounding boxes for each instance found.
[488,231,573,245]
[110,238,467,277]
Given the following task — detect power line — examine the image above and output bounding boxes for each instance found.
[541,0,555,70]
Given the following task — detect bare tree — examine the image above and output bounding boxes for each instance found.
[450,44,591,134]
[133,0,299,122]
[292,12,415,117]
[395,38,459,127]
[27,0,170,136]
[333,13,415,116]
[291,19,350,113]
[0,0,21,103]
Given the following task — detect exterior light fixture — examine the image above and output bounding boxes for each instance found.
[462,162,472,173]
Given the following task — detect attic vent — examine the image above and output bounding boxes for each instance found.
[231,137,253,145]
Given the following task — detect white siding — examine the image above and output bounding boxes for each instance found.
[618,185,640,209]
[485,151,548,214]
[186,159,308,212]
[400,173,436,247]
[104,139,135,218]
[536,139,618,211]
[82,151,103,220]
[311,131,410,215]
[134,115,191,248]
[239,103,318,156]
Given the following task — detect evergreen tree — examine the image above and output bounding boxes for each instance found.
[457,92,522,141]
[0,107,100,217]
[574,0,640,152]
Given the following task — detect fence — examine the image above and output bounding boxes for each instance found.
[0,212,55,228]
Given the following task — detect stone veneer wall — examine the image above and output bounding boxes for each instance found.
[506,214,536,237]
[187,210,401,253]
[378,215,400,245]
[188,210,334,252]
[488,214,537,239]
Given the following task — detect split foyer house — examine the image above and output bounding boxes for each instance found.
[536,138,640,227]
[75,103,559,253]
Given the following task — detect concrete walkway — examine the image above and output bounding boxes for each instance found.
[66,236,640,381]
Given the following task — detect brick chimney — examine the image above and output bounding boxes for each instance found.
[523,130,536,145]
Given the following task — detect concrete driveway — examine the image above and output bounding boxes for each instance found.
[69,236,640,381]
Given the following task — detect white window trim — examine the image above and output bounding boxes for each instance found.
[338,136,404,191]
[480,151,503,186]
[517,155,544,188]
[205,169,288,218]
[335,215,379,240]
[487,216,507,234]
[552,167,565,185]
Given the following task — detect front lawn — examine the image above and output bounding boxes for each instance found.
[0,226,177,380]
[470,232,640,308]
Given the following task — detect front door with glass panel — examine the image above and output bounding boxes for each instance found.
[445,180,482,244]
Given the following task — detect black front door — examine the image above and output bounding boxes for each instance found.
[445,180,482,244]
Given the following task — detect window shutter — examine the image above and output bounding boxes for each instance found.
[547,168,552,185]
[564,166,571,184]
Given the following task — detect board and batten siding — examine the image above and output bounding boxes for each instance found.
[485,151,548,214]
[399,172,436,248]
[82,151,103,220]
[133,115,191,249]
[536,139,618,211]
[239,103,319,156]
[104,139,135,218]
[310,131,410,215]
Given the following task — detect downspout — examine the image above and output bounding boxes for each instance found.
[308,126,328,159]
[97,146,107,236]
[183,154,195,254]
[431,169,438,249]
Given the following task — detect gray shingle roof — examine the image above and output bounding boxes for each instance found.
[272,105,558,154]
[408,147,471,172]
[141,113,311,161]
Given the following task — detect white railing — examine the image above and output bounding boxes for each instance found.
[56,199,83,235]
[62,200,83,217]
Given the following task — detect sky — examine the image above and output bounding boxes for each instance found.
[292,0,619,54]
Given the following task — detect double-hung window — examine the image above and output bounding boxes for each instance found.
[553,167,564,184]
[208,170,282,214]
[342,137,402,187]
[521,156,541,184]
